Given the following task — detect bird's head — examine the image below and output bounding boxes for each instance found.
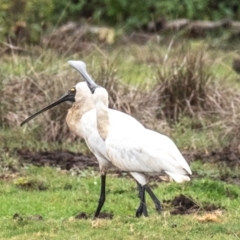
[68,60,100,94]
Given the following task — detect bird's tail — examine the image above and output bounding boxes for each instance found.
[165,171,191,183]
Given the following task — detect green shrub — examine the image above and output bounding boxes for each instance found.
[1,0,240,43]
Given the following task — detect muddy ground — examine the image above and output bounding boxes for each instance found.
[17,149,100,171]
[16,146,240,171]
[16,146,240,188]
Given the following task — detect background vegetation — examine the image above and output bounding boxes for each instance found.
[1,0,240,43]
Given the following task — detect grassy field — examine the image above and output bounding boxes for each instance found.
[0,165,240,239]
[1,36,240,239]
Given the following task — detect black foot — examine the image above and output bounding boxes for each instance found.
[136,184,148,217]
[94,174,106,218]
[136,202,148,217]
[145,184,162,213]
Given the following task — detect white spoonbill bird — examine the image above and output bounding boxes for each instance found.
[21,70,147,217]
[70,60,192,216]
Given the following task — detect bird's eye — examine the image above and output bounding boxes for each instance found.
[69,87,76,94]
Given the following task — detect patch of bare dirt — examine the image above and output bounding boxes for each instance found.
[16,147,240,178]
[16,149,128,175]
[41,146,240,170]
[164,194,222,215]
[190,146,240,167]
[17,149,99,170]
[13,213,23,221]
[75,212,88,219]
[15,146,240,186]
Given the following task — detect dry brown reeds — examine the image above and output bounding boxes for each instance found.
[154,50,212,121]
[0,58,141,142]
[1,44,240,150]
[156,46,240,149]
[1,71,77,142]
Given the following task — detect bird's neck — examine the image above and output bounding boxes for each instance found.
[66,99,94,136]
[95,102,110,141]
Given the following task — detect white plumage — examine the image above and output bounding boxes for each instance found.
[106,129,191,184]
[71,60,192,216]
[75,101,148,183]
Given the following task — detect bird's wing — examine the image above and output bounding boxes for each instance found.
[106,135,153,172]
[144,129,192,175]
[105,129,191,179]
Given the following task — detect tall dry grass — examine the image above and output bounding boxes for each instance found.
[1,68,77,141]
[143,44,240,149]
[154,50,212,121]
[1,43,240,150]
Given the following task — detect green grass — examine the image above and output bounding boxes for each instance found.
[0,165,240,239]
[171,116,232,151]
[0,128,89,154]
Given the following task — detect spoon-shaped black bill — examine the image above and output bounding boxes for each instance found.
[20,91,75,127]
[68,60,99,93]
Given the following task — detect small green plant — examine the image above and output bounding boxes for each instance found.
[14,176,48,190]
[0,151,21,178]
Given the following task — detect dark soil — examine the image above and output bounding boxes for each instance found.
[17,146,240,173]
[164,194,222,215]
[16,149,128,179]
[17,149,99,171]
[13,213,23,221]
[75,212,88,219]
[191,146,240,167]
[16,147,240,186]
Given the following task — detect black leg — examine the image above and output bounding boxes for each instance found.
[137,181,142,198]
[145,184,161,213]
[94,174,106,218]
[136,184,148,217]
